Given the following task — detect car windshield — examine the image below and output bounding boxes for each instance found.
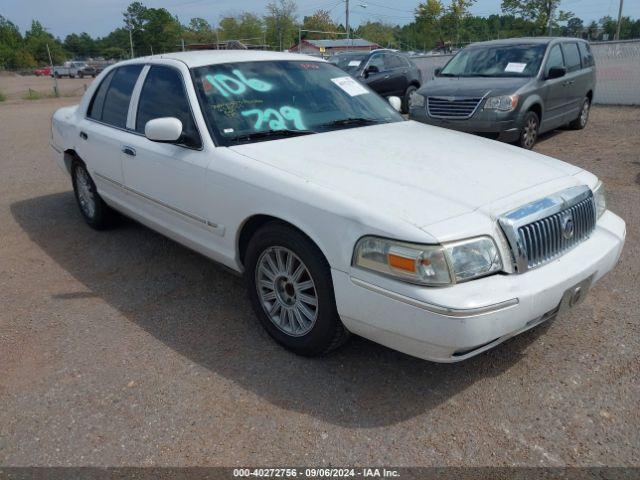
[192,60,403,145]
[328,54,368,74]
[439,44,546,77]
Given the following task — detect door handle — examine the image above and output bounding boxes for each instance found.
[121,146,136,157]
[79,131,88,140]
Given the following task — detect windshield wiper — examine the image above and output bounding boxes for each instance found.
[319,117,383,128]
[229,129,315,142]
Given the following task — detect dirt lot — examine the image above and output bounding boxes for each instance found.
[0,73,95,101]
[0,94,638,467]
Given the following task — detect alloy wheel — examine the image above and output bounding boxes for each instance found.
[75,166,96,219]
[256,246,318,337]
[522,116,538,149]
[580,101,590,127]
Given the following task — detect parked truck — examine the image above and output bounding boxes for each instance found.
[53,61,97,78]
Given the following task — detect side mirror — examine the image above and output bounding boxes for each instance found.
[547,66,567,79]
[388,96,402,112]
[434,67,442,76]
[145,117,183,143]
[364,65,379,78]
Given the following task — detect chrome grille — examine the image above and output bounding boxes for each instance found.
[517,196,596,269]
[498,186,596,273]
[427,96,483,119]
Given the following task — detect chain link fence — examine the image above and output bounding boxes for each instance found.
[411,39,640,106]
[591,39,640,105]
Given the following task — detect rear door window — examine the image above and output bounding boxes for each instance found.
[100,64,143,128]
[545,44,564,76]
[385,55,405,70]
[135,65,201,148]
[562,43,582,72]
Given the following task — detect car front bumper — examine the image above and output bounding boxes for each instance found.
[409,106,521,143]
[332,211,626,362]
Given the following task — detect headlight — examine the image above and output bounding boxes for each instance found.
[443,237,502,282]
[484,94,519,111]
[409,92,425,109]
[353,236,502,285]
[593,180,606,219]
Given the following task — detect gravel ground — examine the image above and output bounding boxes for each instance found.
[0,97,638,467]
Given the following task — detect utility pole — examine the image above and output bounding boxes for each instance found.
[615,0,624,40]
[128,27,134,58]
[181,39,185,52]
[547,0,554,36]
[46,43,59,97]
[345,0,350,48]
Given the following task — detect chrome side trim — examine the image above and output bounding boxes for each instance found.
[50,142,63,153]
[498,185,593,273]
[93,172,225,236]
[349,277,519,318]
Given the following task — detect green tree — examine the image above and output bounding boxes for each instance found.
[564,17,584,37]
[355,21,397,48]
[501,0,573,35]
[264,0,298,51]
[182,17,215,44]
[302,10,338,39]
[24,20,65,64]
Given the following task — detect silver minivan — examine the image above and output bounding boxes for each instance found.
[409,37,596,149]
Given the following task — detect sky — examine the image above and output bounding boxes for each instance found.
[2,0,637,39]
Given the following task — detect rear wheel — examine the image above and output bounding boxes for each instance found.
[402,84,418,114]
[245,223,349,356]
[517,111,539,150]
[71,161,116,230]
[568,97,590,130]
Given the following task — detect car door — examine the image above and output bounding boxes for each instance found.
[120,64,219,241]
[383,54,409,96]
[540,43,570,131]
[560,42,586,121]
[78,64,144,186]
[363,53,394,97]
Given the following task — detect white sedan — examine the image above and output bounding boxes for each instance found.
[50,51,625,362]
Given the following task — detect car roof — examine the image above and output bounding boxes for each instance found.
[466,37,586,48]
[122,50,324,68]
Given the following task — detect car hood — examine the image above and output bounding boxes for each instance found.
[229,121,582,229]
[419,76,531,98]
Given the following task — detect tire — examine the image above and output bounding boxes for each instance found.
[79,73,84,79]
[402,84,418,114]
[244,222,349,356]
[70,74,75,78]
[54,73,60,78]
[71,160,116,230]
[568,97,590,130]
[517,110,539,150]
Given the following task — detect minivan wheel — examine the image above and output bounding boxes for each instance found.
[71,161,116,230]
[517,111,539,150]
[245,222,349,356]
[402,85,418,114]
[569,97,590,130]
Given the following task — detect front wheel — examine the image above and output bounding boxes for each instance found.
[517,111,539,150]
[568,97,590,130]
[71,161,116,230]
[244,223,349,356]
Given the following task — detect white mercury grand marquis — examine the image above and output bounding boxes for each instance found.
[50,51,626,362]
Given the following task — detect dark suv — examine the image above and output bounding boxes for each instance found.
[409,38,596,149]
[329,49,422,113]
